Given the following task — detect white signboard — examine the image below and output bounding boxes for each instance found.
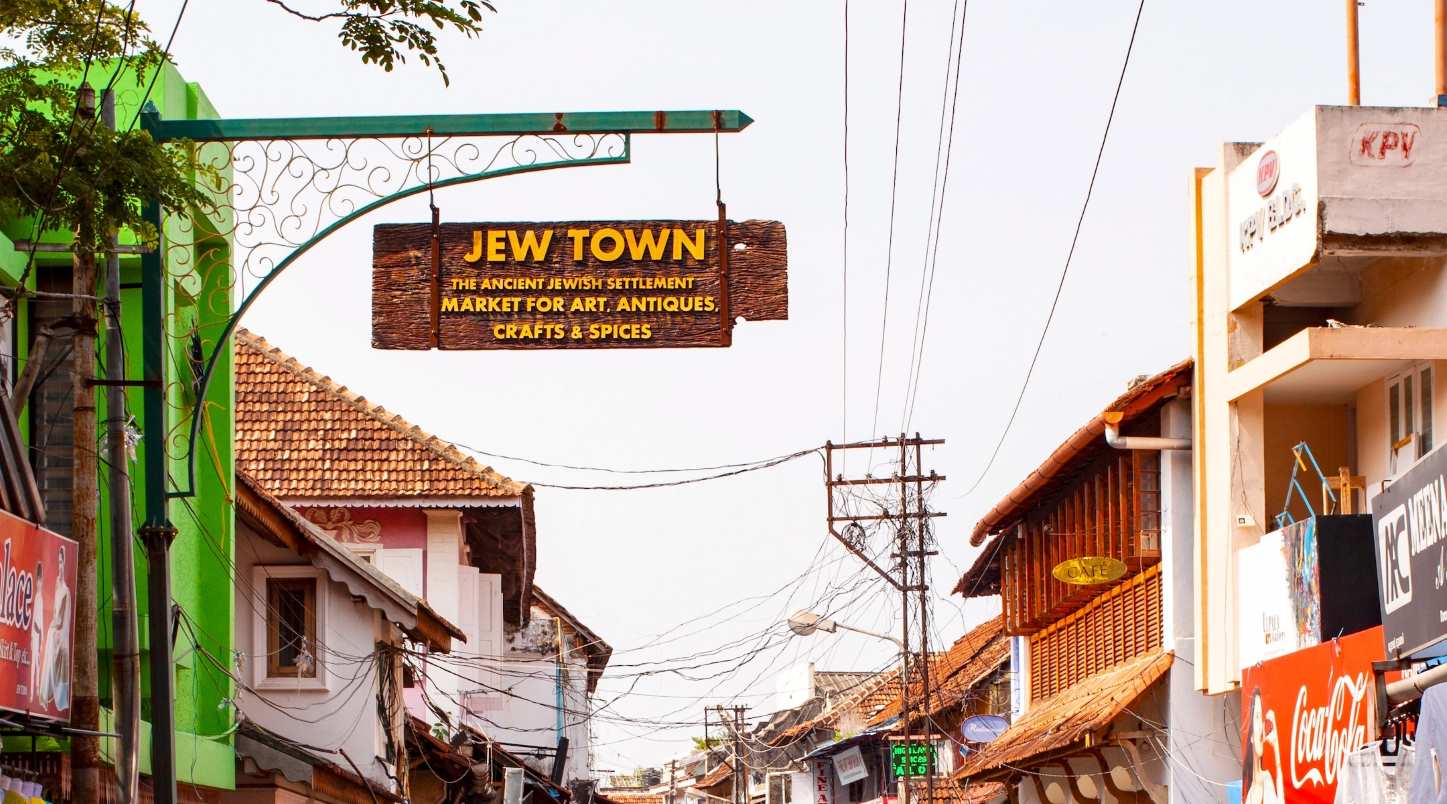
[1237,529,1298,670]
[833,746,868,786]
[812,760,832,804]
[1227,110,1321,311]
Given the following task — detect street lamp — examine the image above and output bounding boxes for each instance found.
[786,610,904,648]
[785,611,914,804]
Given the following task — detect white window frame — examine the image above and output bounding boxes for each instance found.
[1388,362,1435,476]
[251,565,329,691]
[345,543,380,565]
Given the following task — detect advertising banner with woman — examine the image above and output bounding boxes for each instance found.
[1240,626,1385,803]
[0,510,78,721]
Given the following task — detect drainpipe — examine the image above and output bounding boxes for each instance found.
[555,617,566,746]
[1102,412,1191,451]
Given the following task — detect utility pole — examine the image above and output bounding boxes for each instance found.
[102,87,141,804]
[823,436,945,804]
[713,705,749,804]
[71,83,101,804]
[668,759,677,804]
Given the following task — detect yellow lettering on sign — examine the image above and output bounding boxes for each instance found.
[592,228,625,262]
[624,228,668,261]
[441,296,461,312]
[463,230,484,263]
[507,230,553,262]
[673,227,705,261]
[486,231,507,262]
[567,229,589,261]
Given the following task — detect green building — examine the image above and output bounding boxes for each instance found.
[0,61,235,792]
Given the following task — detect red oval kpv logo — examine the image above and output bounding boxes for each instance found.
[1257,150,1280,197]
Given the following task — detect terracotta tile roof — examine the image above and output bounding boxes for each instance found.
[695,761,733,790]
[954,650,1172,781]
[769,669,902,745]
[909,782,1008,804]
[235,329,527,500]
[596,793,667,804]
[871,617,1009,726]
[954,359,1191,595]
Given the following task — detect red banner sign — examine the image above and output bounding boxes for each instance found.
[0,511,78,721]
[1239,626,1384,803]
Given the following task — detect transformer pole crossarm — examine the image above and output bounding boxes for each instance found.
[140,102,755,143]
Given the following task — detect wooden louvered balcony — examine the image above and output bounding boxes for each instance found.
[1000,450,1161,636]
[1027,564,1164,701]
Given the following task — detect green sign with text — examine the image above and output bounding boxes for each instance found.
[889,742,934,778]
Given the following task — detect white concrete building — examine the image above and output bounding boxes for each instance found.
[229,471,465,804]
[236,329,612,792]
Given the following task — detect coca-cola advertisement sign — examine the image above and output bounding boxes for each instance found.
[1239,627,1384,803]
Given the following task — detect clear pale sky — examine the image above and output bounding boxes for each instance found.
[135,0,1440,773]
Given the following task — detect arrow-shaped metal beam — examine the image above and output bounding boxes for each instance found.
[141,103,753,142]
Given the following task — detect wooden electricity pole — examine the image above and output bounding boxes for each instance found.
[71,84,101,804]
[823,436,945,804]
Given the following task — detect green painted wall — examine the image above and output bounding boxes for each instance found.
[0,61,235,790]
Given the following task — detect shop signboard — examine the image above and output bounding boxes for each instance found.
[1227,111,1321,311]
[812,759,832,804]
[833,745,868,786]
[372,219,787,349]
[1239,626,1382,804]
[0,510,78,721]
[1373,443,1447,658]
[888,741,934,778]
[1238,515,1380,672]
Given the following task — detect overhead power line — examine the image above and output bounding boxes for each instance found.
[869,0,912,439]
[960,0,1148,497]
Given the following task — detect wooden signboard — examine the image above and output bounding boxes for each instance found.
[372,219,787,349]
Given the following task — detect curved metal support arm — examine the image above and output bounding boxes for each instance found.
[167,136,630,499]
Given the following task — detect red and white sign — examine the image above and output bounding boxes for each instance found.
[0,511,77,722]
[1256,150,1281,196]
[833,746,868,786]
[1239,627,1385,804]
[1351,123,1420,166]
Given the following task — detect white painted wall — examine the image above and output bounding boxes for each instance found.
[1160,399,1241,801]
[234,521,399,789]
[479,625,596,785]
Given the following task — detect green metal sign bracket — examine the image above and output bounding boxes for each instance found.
[142,106,753,143]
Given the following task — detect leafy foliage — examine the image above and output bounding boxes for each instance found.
[0,0,494,259]
[691,735,724,752]
[0,0,216,252]
[264,0,494,86]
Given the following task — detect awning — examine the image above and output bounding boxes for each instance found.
[953,650,1172,781]
[798,720,897,761]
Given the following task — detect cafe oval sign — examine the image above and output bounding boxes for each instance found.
[1052,556,1128,586]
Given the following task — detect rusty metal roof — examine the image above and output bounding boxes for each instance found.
[953,650,1172,781]
[235,329,527,500]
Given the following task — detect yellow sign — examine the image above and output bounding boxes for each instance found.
[1051,557,1128,586]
